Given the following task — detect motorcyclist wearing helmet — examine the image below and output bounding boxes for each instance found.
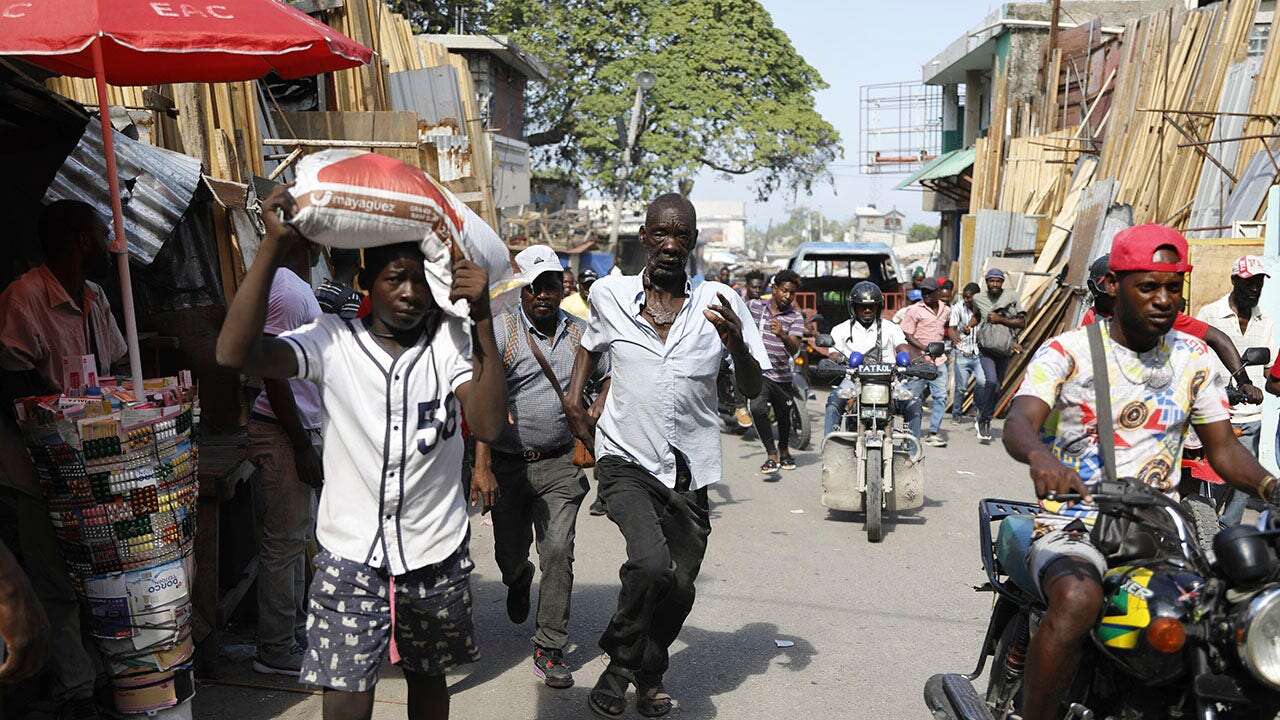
[822,281,916,434]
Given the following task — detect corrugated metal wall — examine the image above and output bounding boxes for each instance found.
[44,121,201,266]
[971,209,1039,280]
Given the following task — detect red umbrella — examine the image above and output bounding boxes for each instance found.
[0,0,371,392]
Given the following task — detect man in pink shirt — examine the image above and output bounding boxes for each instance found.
[899,278,950,445]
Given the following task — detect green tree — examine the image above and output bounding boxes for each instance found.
[397,0,840,202]
[745,206,843,260]
[908,223,938,242]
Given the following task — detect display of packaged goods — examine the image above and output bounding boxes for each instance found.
[17,365,201,716]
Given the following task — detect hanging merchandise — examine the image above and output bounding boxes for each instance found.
[14,367,199,715]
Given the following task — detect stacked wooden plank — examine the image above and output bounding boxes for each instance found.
[1098,0,1257,225]
[968,68,1008,212]
[45,78,265,182]
[321,0,499,228]
[952,0,1280,417]
[997,127,1082,217]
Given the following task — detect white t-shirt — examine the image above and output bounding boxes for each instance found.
[279,313,474,574]
[829,318,907,364]
[1015,323,1230,536]
[253,268,323,430]
[1196,293,1276,426]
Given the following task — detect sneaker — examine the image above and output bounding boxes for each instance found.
[923,433,947,448]
[759,458,780,474]
[589,496,607,516]
[253,646,304,676]
[778,455,797,471]
[533,646,574,688]
[735,407,754,428]
[507,568,533,624]
[977,421,993,442]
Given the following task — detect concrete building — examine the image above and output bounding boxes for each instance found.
[694,200,747,251]
[422,34,550,210]
[903,0,1186,265]
[849,205,907,245]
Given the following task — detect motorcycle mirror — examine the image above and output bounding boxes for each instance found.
[1214,525,1278,586]
[815,333,835,348]
[926,341,946,358]
[1242,347,1271,367]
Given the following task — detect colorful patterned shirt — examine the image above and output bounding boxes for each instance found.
[748,299,805,383]
[1015,322,1230,535]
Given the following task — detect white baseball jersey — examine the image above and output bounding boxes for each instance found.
[279,312,473,575]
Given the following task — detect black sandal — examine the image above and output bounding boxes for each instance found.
[636,682,674,718]
[588,665,631,718]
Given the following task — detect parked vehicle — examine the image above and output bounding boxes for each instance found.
[925,478,1280,720]
[813,337,942,542]
[716,358,811,450]
[786,242,907,335]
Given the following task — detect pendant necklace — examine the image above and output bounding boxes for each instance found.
[1109,337,1173,390]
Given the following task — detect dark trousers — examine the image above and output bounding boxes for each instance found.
[976,351,1012,423]
[596,454,711,680]
[490,451,590,650]
[749,378,793,456]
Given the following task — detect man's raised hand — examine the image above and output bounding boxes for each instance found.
[446,239,491,321]
[261,186,305,251]
[703,292,744,350]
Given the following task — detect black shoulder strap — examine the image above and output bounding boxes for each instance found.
[1086,320,1117,482]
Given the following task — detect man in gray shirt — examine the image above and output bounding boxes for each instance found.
[471,244,607,690]
[565,195,769,718]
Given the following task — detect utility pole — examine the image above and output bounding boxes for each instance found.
[1047,0,1061,63]
[610,71,657,265]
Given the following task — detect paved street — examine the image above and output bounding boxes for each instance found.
[195,393,1030,719]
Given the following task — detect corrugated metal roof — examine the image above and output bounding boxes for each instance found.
[44,119,202,266]
[895,147,975,189]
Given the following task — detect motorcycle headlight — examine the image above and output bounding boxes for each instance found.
[860,383,891,405]
[1238,586,1280,689]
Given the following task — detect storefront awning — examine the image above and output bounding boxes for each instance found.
[896,147,976,190]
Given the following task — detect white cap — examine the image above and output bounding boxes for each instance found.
[513,245,563,287]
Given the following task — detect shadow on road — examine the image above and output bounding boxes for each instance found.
[463,570,815,720]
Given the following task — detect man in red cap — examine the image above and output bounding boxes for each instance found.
[1195,254,1276,524]
[1001,224,1280,720]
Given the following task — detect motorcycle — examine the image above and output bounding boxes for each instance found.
[811,338,944,542]
[716,357,812,451]
[1179,347,1271,522]
[926,478,1280,720]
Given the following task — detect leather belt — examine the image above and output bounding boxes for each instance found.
[495,443,573,463]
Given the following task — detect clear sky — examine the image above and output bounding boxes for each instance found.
[691,0,996,231]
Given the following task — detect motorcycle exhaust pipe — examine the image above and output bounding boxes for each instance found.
[893,431,923,464]
[923,674,997,720]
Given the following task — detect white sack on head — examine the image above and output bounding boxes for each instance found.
[288,149,521,318]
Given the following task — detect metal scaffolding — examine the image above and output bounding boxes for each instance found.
[858,81,942,175]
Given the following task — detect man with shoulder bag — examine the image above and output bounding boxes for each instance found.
[970,268,1026,441]
[1002,225,1280,720]
[471,245,609,689]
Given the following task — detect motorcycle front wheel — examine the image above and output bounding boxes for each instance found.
[788,389,812,451]
[865,447,883,542]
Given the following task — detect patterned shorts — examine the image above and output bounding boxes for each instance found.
[300,538,480,691]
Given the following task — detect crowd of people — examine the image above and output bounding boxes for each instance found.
[1,190,1279,720]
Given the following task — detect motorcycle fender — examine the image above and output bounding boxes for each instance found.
[820,432,863,512]
[888,432,925,512]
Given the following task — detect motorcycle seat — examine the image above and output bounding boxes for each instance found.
[995,514,1037,596]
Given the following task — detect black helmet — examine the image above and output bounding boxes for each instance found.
[847,281,883,317]
[1087,254,1111,297]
